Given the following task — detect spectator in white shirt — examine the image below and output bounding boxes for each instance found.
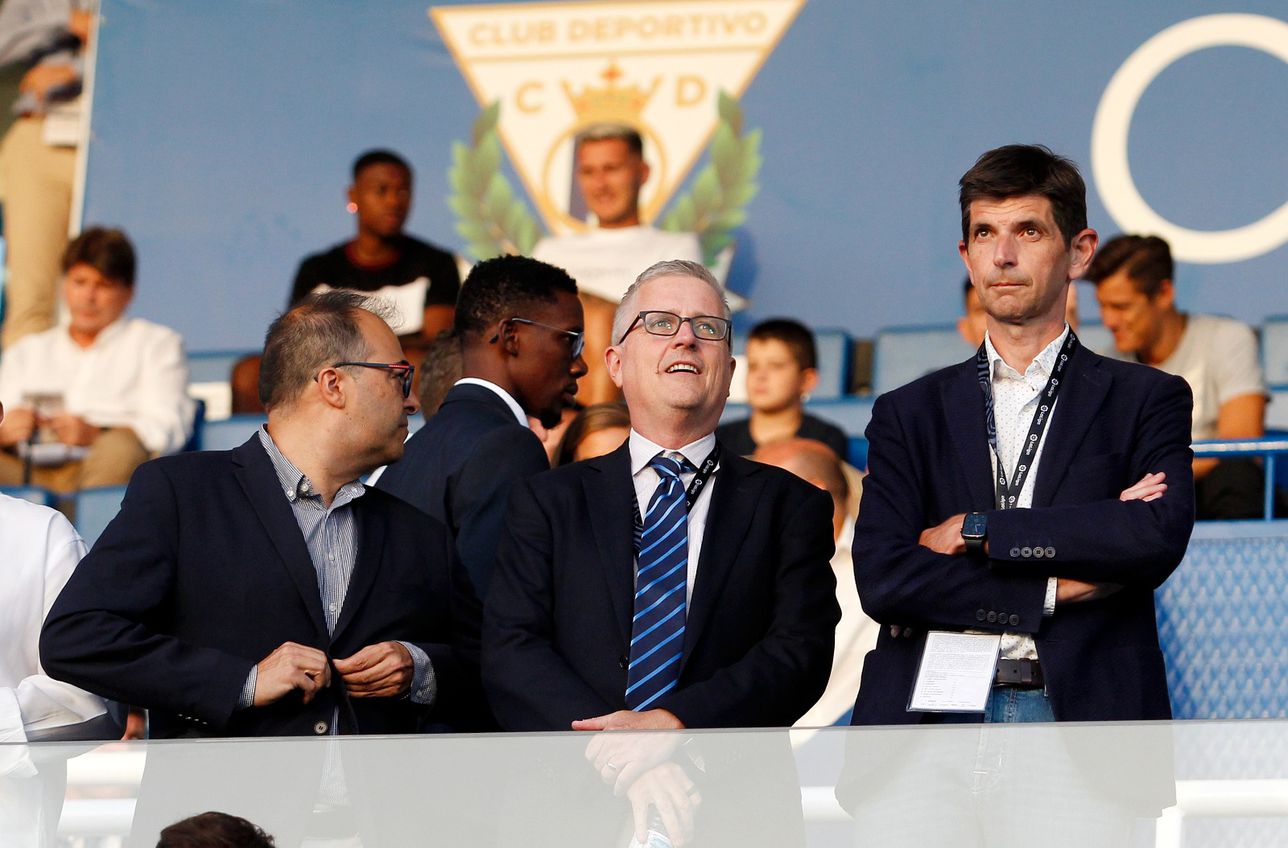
[0,227,193,492]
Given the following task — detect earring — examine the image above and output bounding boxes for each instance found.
[346,202,358,214]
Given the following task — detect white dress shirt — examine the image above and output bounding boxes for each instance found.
[0,493,105,743]
[628,429,719,607]
[982,326,1067,660]
[0,316,194,454]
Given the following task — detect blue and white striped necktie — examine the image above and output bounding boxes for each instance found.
[625,452,693,710]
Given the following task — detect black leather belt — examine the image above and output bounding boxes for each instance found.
[995,658,1044,689]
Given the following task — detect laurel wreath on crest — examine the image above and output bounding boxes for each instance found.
[446,90,761,266]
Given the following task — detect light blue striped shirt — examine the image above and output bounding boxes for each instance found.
[238,429,435,716]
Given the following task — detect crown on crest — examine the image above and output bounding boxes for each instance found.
[561,61,659,126]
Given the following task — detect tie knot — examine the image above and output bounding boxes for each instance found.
[649,452,691,479]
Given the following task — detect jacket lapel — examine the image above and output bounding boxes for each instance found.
[584,444,637,645]
[1031,348,1111,507]
[941,364,996,510]
[332,497,385,644]
[232,437,330,641]
[681,451,764,670]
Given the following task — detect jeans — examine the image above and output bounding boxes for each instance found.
[984,686,1054,723]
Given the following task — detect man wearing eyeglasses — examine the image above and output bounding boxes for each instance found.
[376,255,587,597]
[41,291,485,738]
[484,259,839,736]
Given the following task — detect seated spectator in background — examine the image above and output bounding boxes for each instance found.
[0,1,93,348]
[534,124,703,405]
[0,227,193,493]
[754,437,877,732]
[232,149,461,412]
[959,275,1079,348]
[41,291,484,737]
[1088,234,1268,519]
[0,407,116,743]
[416,331,464,420]
[376,256,586,597]
[157,812,276,848]
[556,401,631,465]
[716,318,848,459]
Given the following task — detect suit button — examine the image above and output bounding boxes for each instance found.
[619,655,629,670]
[1009,547,1020,558]
[1045,546,1056,558]
[976,609,987,622]
[987,611,998,623]
[1020,546,1032,558]
[1009,614,1020,626]
[313,721,328,735]
[1033,547,1045,558]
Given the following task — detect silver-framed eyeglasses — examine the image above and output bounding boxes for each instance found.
[617,311,731,345]
[505,317,586,359]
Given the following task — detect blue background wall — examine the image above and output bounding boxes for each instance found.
[83,0,1288,352]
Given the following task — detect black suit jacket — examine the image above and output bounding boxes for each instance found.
[483,441,840,730]
[377,383,550,595]
[852,344,1194,724]
[40,436,483,738]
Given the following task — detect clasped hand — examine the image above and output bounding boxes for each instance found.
[252,640,413,706]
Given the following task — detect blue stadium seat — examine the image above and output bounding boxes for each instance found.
[872,324,963,395]
[182,398,206,452]
[808,397,875,440]
[1269,389,1288,432]
[0,485,58,507]
[1156,521,1288,718]
[1263,315,1288,387]
[199,414,267,451]
[187,350,255,384]
[73,485,128,549]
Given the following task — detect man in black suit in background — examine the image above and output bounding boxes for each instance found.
[376,255,587,597]
[484,258,838,734]
[40,291,482,738]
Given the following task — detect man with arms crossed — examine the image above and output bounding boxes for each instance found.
[852,145,1194,724]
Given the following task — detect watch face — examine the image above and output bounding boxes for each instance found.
[962,513,986,538]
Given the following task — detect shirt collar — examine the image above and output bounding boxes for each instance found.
[455,377,528,428]
[628,429,717,477]
[257,427,365,505]
[984,324,1070,383]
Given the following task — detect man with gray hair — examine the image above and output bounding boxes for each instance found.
[41,291,484,737]
[534,124,704,404]
[484,259,838,736]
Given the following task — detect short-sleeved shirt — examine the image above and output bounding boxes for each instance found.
[290,234,460,335]
[1151,313,1266,442]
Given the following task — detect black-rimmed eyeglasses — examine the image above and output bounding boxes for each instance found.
[332,360,415,398]
[617,311,731,345]
[499,317,586,359]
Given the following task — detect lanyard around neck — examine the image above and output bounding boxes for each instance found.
[632,443,721,553]
[976,331,1078,509]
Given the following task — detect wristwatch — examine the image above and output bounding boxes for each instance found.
[961,512,987,556]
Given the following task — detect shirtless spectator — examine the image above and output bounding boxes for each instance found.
[232,149,461,411]
[1088,234,1269,519]
[0,227,193,493]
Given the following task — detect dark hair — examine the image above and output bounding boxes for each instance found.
[962,276,974,301]
[259,290,389,409]
[749,318,817,370]
[62,227,136,286]
[156,811,275,847]
[352,149,412,182]
[454,255,578,340]
[556,401,631,466]
[1084,234,1173,298]
[958,144,1087,246]
[418,330,464,418]
[574,123,644,158]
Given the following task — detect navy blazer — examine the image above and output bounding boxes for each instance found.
[40,436,484,738]
[376,382,550,596]
[483,442,840,730]
[852,344,1194,724]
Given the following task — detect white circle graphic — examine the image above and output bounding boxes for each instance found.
[1091,13,1288,263]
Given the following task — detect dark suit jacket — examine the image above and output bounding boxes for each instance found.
[39,436,484,738]
[483,441,840,730]
[377,382,550,595]
[852,345,1194,724]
